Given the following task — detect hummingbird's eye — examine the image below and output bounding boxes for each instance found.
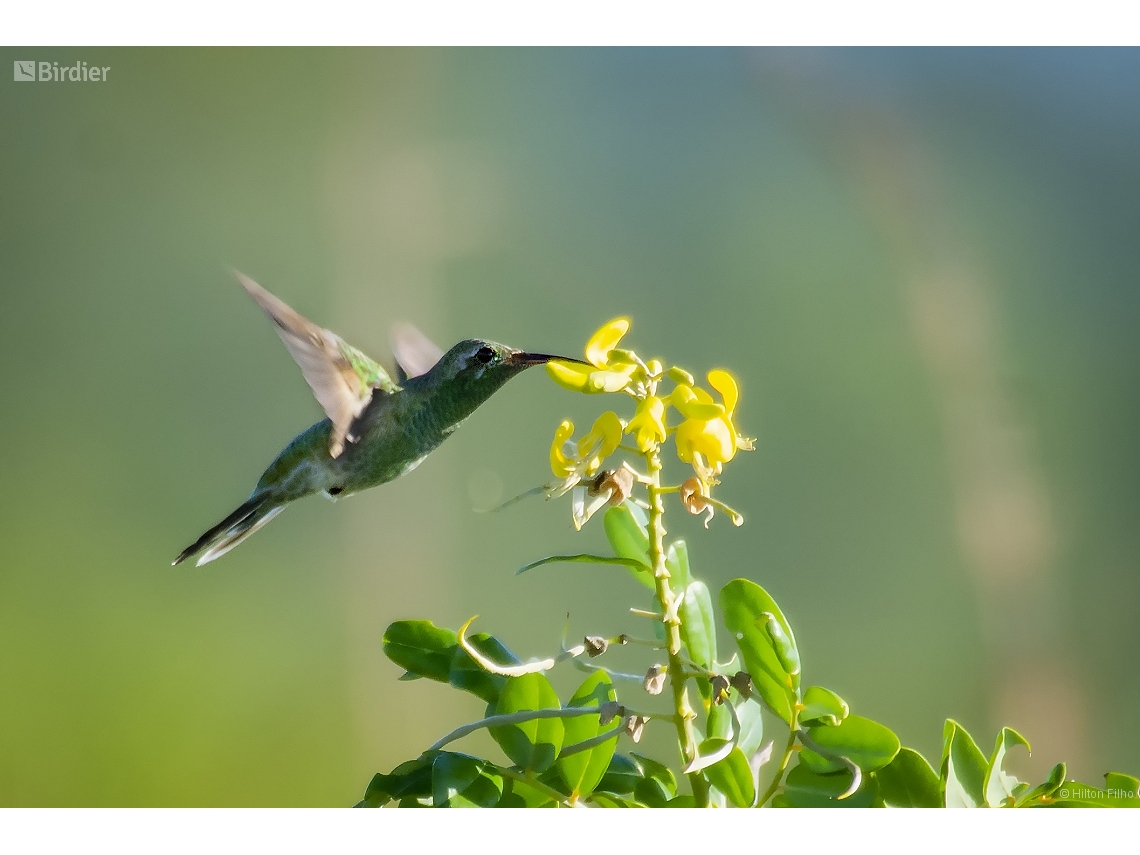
[475,346,495,364]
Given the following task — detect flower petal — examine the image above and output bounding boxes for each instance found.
[585,318,630,368]
[676,417,735,466]
[627,396,666,452]
[671,384,725,420]
[587,410,624,460]
[707,369,739,416]
[572,484,613,530]
[586,368,634,393]
[549,419,576,477]
[546,360,594,392]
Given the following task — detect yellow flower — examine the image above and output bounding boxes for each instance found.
[672,369,754,478]
[546,411,626,529]
[546,319,639,394]
[547,411,623,493]
[586,319,629,367]
[626,395,666,452]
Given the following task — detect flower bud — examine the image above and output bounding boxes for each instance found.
[625,715,649,743]
[643,664,667,696]
[584,635,609,657]
[710,674,731,705]
[729,671,753,697]
[589,467,635,506]
[667,366,695,386]
[598,701,624,726]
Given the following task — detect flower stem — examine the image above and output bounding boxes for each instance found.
[756,722,797,807]
[644,449,710,807]
[426,705,662,753]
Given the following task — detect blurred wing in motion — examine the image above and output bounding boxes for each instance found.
[233,270,398,458]
[390,321,444,382]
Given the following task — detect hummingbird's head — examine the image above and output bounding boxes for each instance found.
[428,339,586,403]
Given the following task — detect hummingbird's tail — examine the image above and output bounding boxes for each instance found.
[172,496,286,567]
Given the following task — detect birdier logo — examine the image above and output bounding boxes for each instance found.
[13,60,110,82]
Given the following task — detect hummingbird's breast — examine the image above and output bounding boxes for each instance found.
[334,387,458,493]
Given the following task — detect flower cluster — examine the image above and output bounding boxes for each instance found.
[544,318,753,528]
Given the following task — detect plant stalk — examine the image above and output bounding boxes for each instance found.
[757,722,798,807]
[645,449,710,807]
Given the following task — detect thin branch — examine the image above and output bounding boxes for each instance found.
[629,607,664,619]
[516,554,652,577]
[682,702,740,774]
[481,485,547,514]
[427,707,609,753]
[427,705,669,754]
[558,722,626,759]
[703,496,744,527]
[569,658,647,683]
[756,724,797,808]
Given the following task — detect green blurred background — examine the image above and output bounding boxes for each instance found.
[1,48,1137,806]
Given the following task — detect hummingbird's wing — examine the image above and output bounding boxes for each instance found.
[389,322,444,382]
[234,271,398,459]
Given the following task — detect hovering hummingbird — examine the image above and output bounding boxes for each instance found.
[173,271,580,567]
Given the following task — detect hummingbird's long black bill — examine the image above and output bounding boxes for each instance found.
[510,352,590,367]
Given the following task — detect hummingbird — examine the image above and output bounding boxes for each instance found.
[173,271,581,567]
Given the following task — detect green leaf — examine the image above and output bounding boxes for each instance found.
[1044,772,1140,807]
[874,747,942,807]
[687,737,733,774]
[603,502,655,590]
[762,613,800,686]
[735,698,766,758]
[665,539,692,591]
[680,580,718,672]
[806,714,900,773]
[382,621,458,683]
[1013,762,1066,807]
[800,686,850,727]
[941,720,988,808]
[493,790,526,808]
[984,726,1030,807]
[719,579,799,725]
[1103,775,1140,802]
[498,777,556,808]
[596,754,641,795]
[630,753,678,807]
[431,753,503,808]
[798,747,844,775]
[557,672,620,799]
[588,792,646,808]
[777,763,881,808]
[490,673,565,774]
[706,700,732,741]
[704,746,756,807]
[516,554,651,576]
[382,620,521,704]
[356,757,433,807]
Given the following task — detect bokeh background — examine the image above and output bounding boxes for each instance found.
[1,47,1138,806]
